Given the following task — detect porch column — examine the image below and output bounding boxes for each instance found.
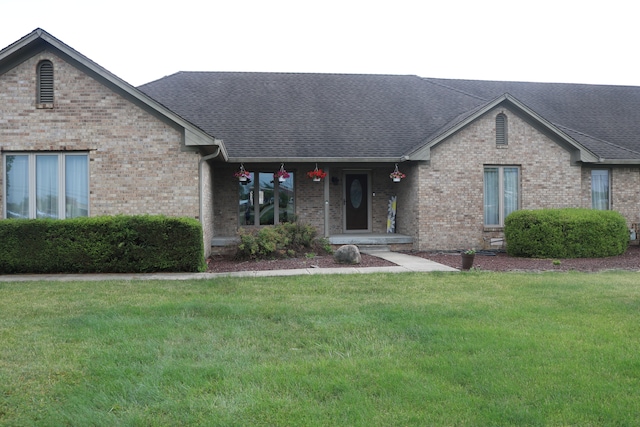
[324,167,330,237]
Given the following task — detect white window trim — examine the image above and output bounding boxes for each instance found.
[3,152,89,219]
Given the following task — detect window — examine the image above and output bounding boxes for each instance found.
[37,60,54,105]
[484,166,519,226]
[4,153,88,219]
[591,169,610,210]
[239,171,295,225]
[496,113,507,145]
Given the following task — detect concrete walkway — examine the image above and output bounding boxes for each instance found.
[0,251,458,282]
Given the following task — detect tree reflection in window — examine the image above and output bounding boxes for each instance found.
[238,171,294,226]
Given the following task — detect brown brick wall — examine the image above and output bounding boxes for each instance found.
[1,50,206,248]
[323,166,413,235]
[213,164,414,238]
[200,121,640,252]
[582,166,640,227]
[391,163,419,242]
[213,165,248,236]
[419,107,583,250]
[213,164,328,236]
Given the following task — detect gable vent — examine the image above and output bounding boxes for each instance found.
[496,113,507,145]
[37,60,54,105]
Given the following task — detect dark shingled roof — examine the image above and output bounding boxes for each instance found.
[429,78,640,160]
[138,72,640,162]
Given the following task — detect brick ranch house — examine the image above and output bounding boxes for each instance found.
[2,29,640,257]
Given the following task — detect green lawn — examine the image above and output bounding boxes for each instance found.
[1,272,639,426]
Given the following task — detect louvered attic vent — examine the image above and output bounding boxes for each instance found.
[37,60,54,105]
[496,113,507,145]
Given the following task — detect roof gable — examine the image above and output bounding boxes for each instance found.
[423,78,640,163]
[406,93,599,163]
[0,29,226,157]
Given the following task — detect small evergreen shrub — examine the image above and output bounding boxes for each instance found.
[0,215,206,274]
[505,208,628,258]
[236,223,329,259]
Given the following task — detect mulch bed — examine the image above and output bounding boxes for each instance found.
[207,245,640,273]
[412,245,640,272]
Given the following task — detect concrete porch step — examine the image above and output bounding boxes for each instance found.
[358,245,391,254]
[328,233,413,245]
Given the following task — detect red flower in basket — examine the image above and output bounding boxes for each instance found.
[307,168,327,181]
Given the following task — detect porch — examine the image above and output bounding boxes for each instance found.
[211,233,414,255]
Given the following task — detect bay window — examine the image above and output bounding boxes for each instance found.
[4,153,88,219]
[484,166,519,226]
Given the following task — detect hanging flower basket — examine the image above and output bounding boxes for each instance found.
[307,164,327,182]
[234,164,251,182]
[389,164,406,182]
[274,163,290,182]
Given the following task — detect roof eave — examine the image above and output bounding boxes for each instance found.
[227,156,407,163]
[591,158,640,165]
[0,29,42,60]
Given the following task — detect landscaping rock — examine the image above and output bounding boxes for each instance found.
[333,245,362,264]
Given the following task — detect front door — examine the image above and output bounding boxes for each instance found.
[344,173,370,231]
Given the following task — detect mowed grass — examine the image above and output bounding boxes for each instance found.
[1,272,639,426]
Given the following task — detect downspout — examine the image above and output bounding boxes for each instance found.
[198,146,222,241]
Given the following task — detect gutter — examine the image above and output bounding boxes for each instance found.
[592,158,640,165]
[227,156,408,163]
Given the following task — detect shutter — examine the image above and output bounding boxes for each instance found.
[38,61,54,104]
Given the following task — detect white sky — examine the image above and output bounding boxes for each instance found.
[2,0,640,87]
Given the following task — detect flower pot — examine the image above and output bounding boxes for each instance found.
[461,253,475,270]
[392,177,401,182]
[278,176,286,182]
[313,177,321,182]
[239,176,247,182]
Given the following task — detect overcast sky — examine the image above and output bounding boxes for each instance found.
[3,0,640,87]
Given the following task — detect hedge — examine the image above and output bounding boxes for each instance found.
[504,208,629,258]
[0,215,206,274]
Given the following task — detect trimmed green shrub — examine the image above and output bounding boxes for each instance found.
[236,222,329,259]
[0,215,205,274]
[505,208,629,258]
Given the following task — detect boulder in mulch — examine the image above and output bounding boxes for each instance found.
[333,245,362,264]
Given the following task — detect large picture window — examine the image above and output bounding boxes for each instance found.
[4,153,89,219]
[591,170,610,210]
[238,171,295,226]
[484,166,519,226]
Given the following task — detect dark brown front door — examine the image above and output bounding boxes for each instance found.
[345,173,369,231]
